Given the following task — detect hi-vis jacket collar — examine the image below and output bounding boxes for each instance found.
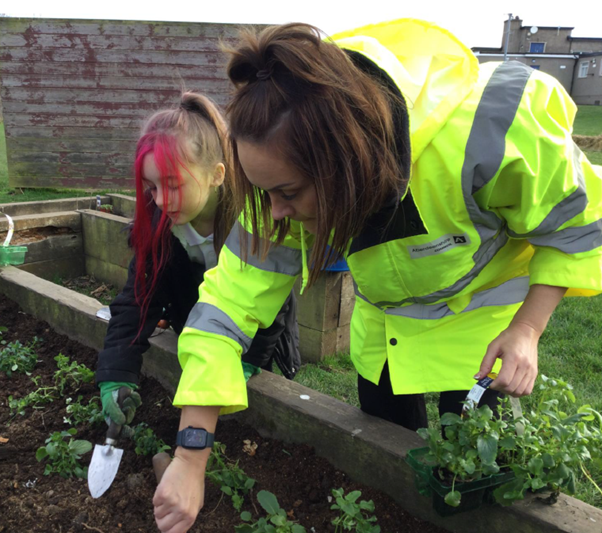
[331,19,479,164]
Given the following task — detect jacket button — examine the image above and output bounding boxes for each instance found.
[390,338,398,346]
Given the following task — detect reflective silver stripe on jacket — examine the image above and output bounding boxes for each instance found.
[225,221,303,276]
[185,302,253,352]
[383,276,530,320]
[508,144,588,239]
[528,218,602,253]
[359,61,532,308]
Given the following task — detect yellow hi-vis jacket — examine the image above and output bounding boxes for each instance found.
[174,19,602,414]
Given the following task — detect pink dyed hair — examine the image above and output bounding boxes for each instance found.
[128,92,233,336]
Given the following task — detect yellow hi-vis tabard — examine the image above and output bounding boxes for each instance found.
[174,19,602,414]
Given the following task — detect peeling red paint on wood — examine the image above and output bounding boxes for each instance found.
[0,17,248,189]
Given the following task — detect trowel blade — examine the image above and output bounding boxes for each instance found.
[87,443,123,498]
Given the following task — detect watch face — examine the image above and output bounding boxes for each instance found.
[183,429,207,448]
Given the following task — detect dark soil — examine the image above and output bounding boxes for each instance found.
[0,294,446,533]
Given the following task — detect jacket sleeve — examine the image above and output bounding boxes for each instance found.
[95,254,167,386]
[475,70,602,296]
[174,218,304,414]
[242,291,301,380]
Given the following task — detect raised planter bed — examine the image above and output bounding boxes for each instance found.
[0,293,446,533]
[1,265,601,533]
[0,195,354,361]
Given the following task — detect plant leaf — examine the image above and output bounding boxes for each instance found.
[345,490,361,503]
[477,434,498,464]
[527,457,544,476]
[35,447,48,462]
[270,515,286,526]
[257,490,280,515]
[499,436,516,450]
[444,490,461,507]
[440,412,462,426]
[70,440,92,455]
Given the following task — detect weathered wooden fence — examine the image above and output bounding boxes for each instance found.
[0,18,245,189]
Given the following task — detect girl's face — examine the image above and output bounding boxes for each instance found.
[142,152,224,226]
[237,141,318,234]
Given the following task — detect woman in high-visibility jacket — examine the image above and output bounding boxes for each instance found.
[153,20,602,533]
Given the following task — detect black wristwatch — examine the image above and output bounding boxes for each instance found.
[176,426,215,450]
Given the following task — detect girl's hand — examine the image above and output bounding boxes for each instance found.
[153,450,207,533]
[475,321,540,397]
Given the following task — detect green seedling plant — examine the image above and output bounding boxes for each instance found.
[0,337,41,376]
[492,376,602,506]
[35,428,92,479]
[53,353,94,394]
[417,375,602,508]
[331,488,380,533]
[235,490,306,533]
[131,422,171,456]
[8,376,59,417]
[207,442,256,511]
[417,398,514,507]
[64,395,104,426]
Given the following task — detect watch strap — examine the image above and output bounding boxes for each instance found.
[176,426,215,449]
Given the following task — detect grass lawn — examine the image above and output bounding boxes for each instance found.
[0,121,134,203]
[585,150,602,166]
[574,105,602,136]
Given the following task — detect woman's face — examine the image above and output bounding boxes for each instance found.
[142,152,223,226]
[237,141,318,234]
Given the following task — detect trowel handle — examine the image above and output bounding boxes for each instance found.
[106,386,132,441]
[153,452,172,484]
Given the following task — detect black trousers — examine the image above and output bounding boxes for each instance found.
[358,362,502,431]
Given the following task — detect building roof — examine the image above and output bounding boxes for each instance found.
[473,52,578,59]
[471,47,502,53]
[521,26,574,30]
[569,36,602,41]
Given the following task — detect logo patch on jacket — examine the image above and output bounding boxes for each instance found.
[407,233,471,259]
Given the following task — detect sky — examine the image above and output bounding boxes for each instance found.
[2,0,600,49]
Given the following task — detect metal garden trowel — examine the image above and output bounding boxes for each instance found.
[88,387,131,498]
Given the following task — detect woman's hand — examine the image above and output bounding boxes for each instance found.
[475,283,567,397]
[475,321,540,397]
[153,448,208,533]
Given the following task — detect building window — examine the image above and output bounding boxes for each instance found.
[531,65,541,70]
[579,61,589,78]
[530,42,546,53]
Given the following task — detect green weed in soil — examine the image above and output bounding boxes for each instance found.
[207,442,257,512]
[64,395,104,427]
[236,490,306,533]
[131,422,171,456]
[53,353,95,394]
[8,375,59,418]
[0,337,42,376]
[35,428,92,479]
[331,488,380,533]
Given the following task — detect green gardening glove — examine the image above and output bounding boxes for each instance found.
[99,381,142,427]
[242,362,261,382]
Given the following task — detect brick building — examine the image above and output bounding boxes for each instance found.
[472,15,602,105]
